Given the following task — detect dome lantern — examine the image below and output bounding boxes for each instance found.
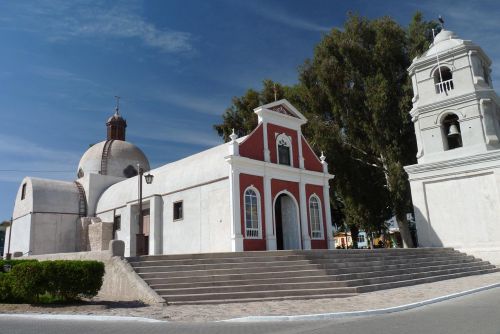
[106,96,127,141]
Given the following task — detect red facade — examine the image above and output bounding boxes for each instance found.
[236,104,331,251]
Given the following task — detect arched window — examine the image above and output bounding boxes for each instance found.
[244,187,261,238]
[434,66,454,94]
[309,195,323,239]
[442,114,462,150]
[276,133,292,166]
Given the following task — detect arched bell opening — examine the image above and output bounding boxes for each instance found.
[442,114,462,150]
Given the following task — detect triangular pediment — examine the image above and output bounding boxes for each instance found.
[269,104,296,117]
[255,99,307,123]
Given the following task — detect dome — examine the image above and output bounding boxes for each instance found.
[424,29,464,57]
[77,140,150,179]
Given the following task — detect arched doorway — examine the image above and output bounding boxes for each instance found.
[274,193,301,250]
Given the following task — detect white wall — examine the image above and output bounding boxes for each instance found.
[163,179,231,254]
[408,160,500,265]
[5,215,31,255]
[30,213,80,255]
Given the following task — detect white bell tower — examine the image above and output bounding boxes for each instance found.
[405,27,500,265]
[408,29,500,163]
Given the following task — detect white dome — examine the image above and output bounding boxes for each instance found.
[77,140,150,178]
[425,29,464,57]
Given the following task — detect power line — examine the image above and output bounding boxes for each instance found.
[0,170,74,173]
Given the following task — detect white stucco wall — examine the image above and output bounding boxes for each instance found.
[162,178,231,255]
[7,177,81,256]
[30,213,80,255]
[407,154,500,265]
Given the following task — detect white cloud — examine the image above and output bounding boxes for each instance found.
[150,89,228,116]
[242,2,331,32]
[0,1,194,54]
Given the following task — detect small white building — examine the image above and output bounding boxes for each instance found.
[405,29,500,264]
[6,100,335,257]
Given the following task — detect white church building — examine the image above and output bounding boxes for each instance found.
[405,28,500,265]
[6,99,335,257]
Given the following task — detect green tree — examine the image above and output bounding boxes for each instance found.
[214,80,286,142]
[298,13,437,247]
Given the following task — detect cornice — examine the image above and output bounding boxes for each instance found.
[404,150,500,176]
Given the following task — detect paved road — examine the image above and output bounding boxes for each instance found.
[1,287,500,334]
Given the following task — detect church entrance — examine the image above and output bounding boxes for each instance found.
[274,193,301,250]
[136,208,150,256]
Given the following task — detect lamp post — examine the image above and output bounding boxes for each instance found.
[137,164,154,256]
[1,218,13,260]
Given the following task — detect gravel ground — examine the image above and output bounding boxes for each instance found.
[1,272,499,322]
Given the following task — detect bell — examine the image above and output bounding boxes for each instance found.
[448,124,460,137]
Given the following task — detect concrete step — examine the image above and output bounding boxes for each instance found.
[128,247,457,262]
[128,248,460,267]
[356,267,500,293]
[129,251,463,269]
[143,268,328,284]
[127,248,497,305]
[162,286,358,303]
[148,261,492,289]
[132,252,471,274]
[136,255,478,278]
[156,281,357,296]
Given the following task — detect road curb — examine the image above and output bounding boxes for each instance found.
[223,283,500,322]
[0,313,165,322]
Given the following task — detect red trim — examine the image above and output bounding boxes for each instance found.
[302,136,323,172]
[267,123,299,167]
[306,184,328,249]
[239,174,266,251]
[239,124,264,161]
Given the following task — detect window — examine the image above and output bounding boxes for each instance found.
[276,133,292,166]
[21,183,27,200]
[442,114,462,150]
[113,215,121,236]
[434,66,454,94]
[358,234,365,243]
[309,195,323,239]
[244,188,261,238]
[173,201,183,221]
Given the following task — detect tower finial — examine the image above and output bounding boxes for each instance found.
[438,15,444,30]
[229,128,238,142]
[114,95,121,114]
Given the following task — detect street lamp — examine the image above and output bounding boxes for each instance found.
[1,218,13,260]
[137,164,154,256]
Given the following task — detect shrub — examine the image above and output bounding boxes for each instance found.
[11,261,46,303]
[4,260,105,303]
[0,259,38,273]
[42,260,105,300]
[0,273,15,302]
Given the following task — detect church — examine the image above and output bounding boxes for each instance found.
[5,99,335,257]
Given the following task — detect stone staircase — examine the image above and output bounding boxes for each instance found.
[127,248,498,305]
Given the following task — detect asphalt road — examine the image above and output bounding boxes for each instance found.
[1,287,500,334]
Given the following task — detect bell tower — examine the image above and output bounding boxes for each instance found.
[106,97,127,141]
[408,28,500,163]
[405,26,500,265]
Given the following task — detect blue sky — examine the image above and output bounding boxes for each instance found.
[0,0,499,220]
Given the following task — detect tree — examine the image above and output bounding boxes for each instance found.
[214,80,286,142]
[298,13,437,247]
